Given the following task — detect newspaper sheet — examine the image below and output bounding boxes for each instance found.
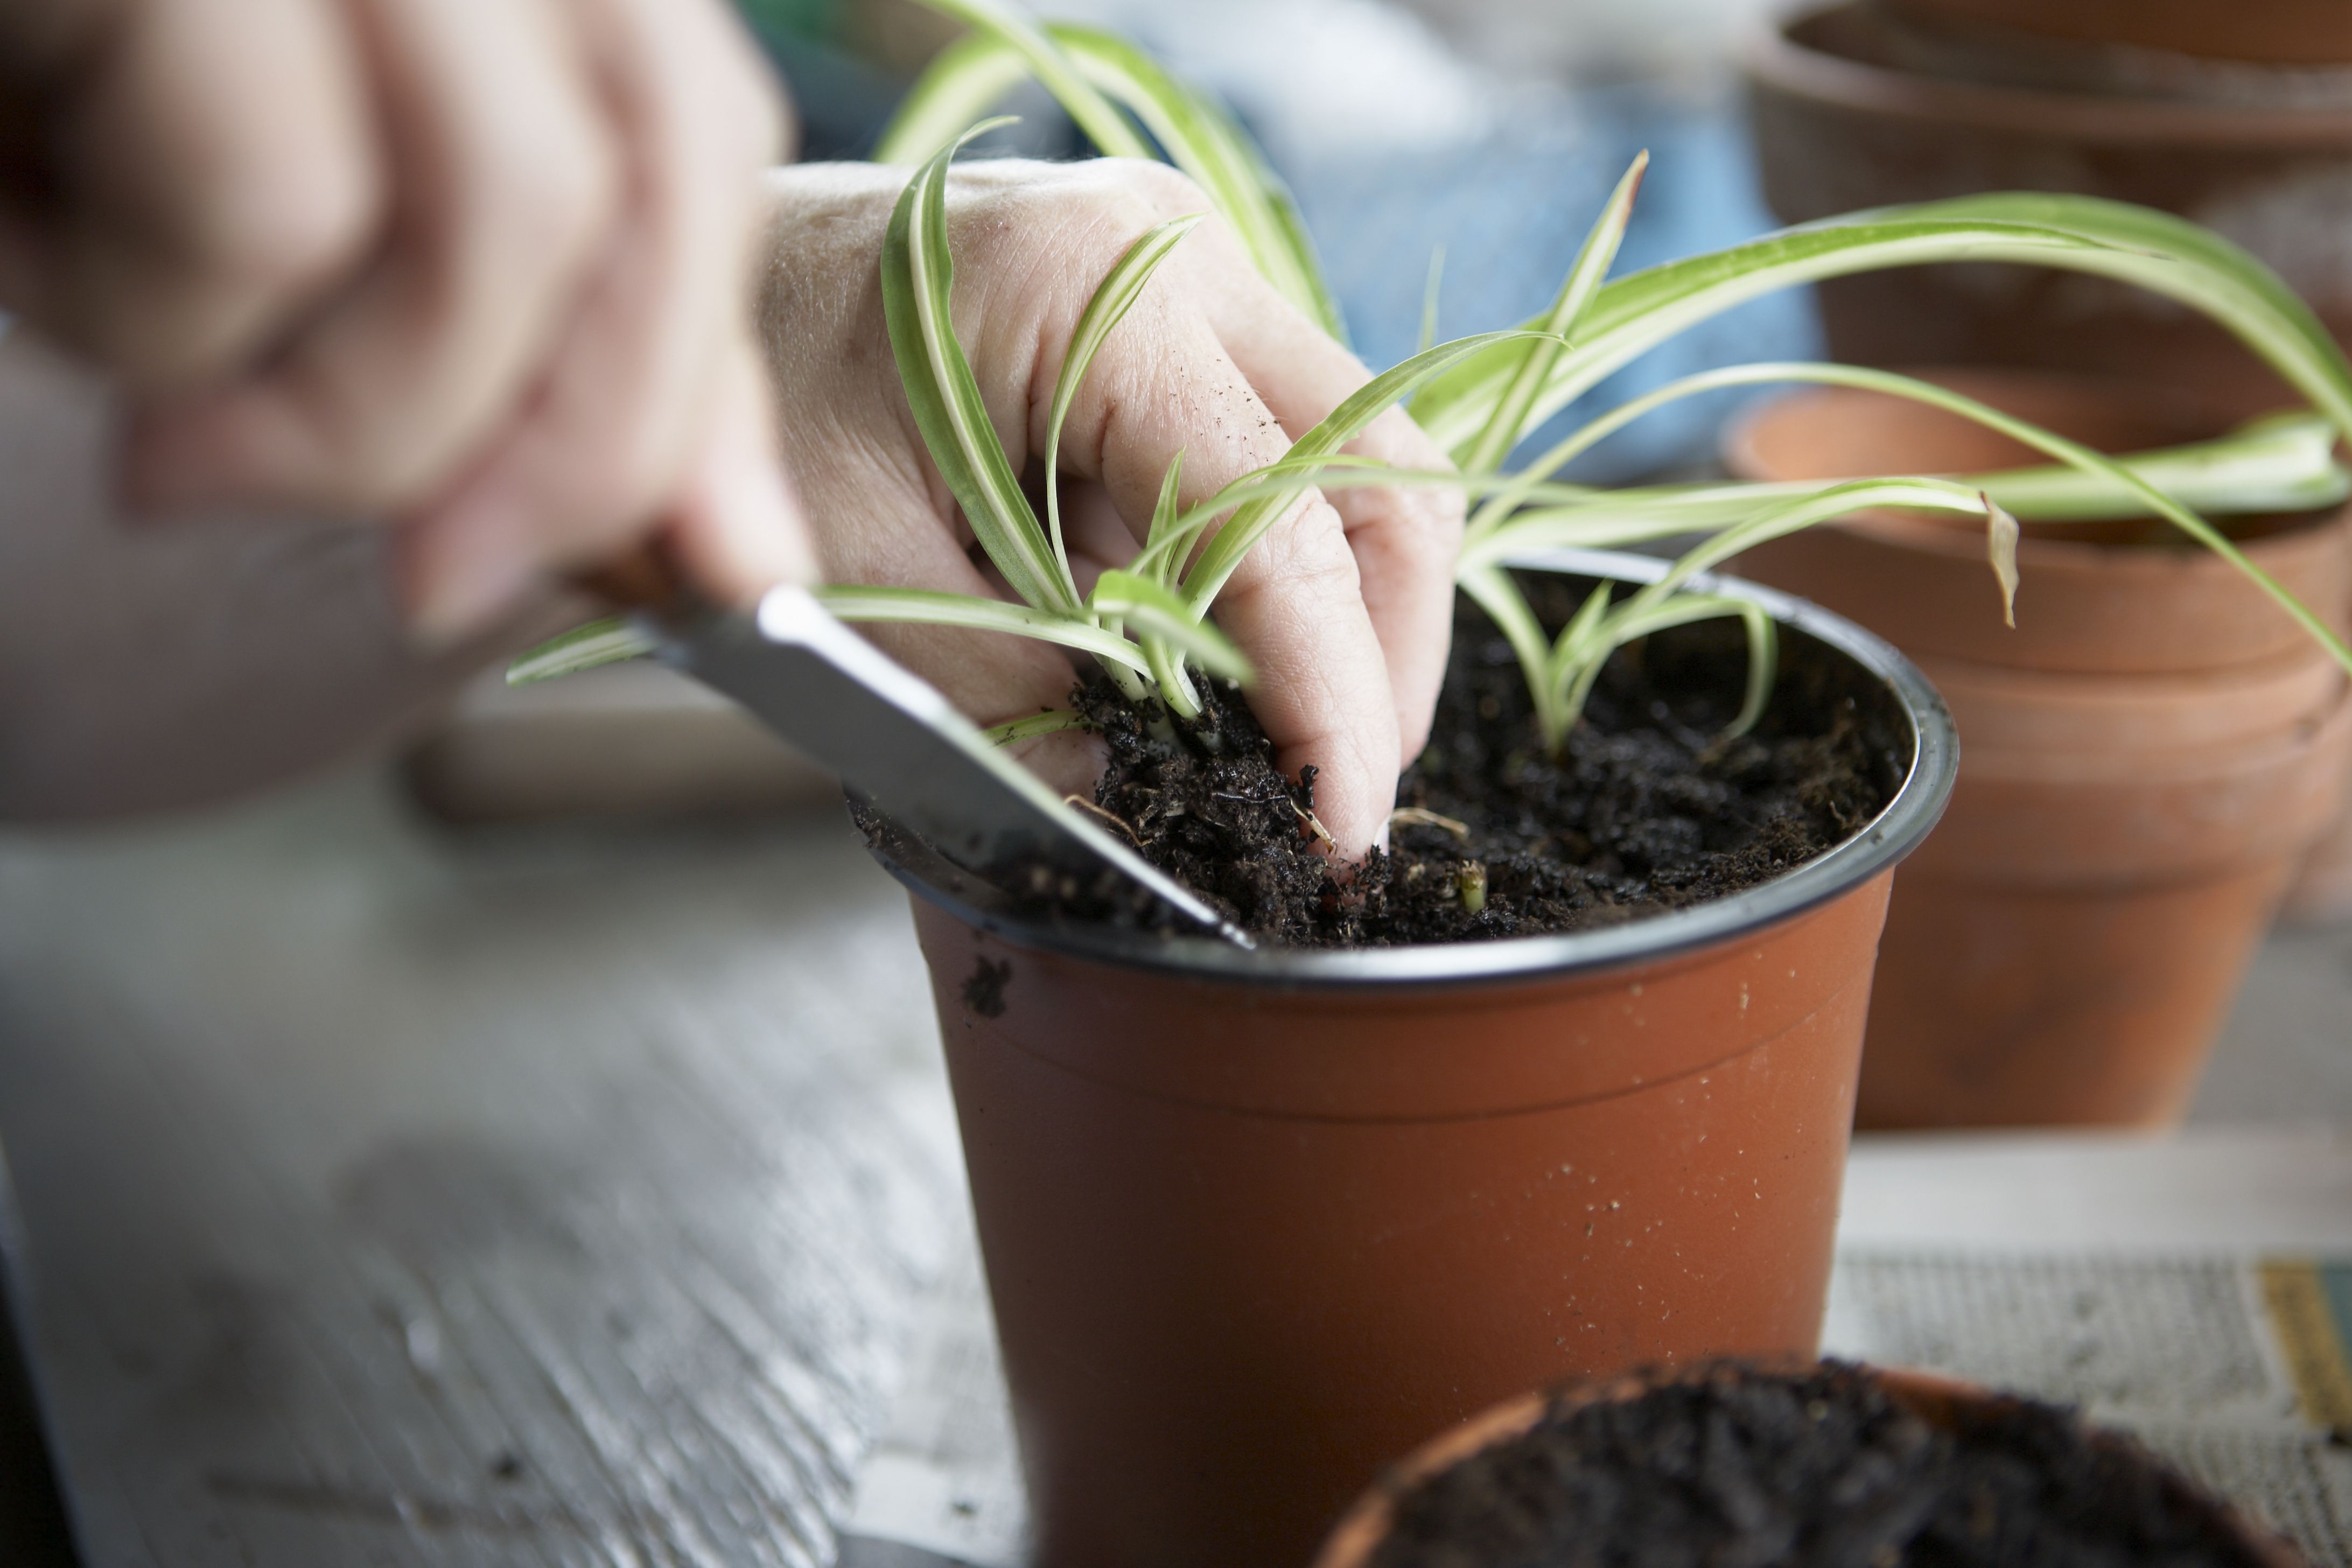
[836,1124,2352,1568]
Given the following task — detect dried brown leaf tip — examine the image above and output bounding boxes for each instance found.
[1983,492,2020,629]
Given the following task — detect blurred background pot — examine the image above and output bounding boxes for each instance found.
[1880,0,2352,66]
[1745,0,2352,418]
[864,554,1957,1568]
[1309,1364,2309,1568]
[1727,369,2352,1128]
[2281,803,2352,922]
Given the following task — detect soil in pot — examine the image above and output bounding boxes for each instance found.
[1350,1362,2290,1568]
[1025,576,1906,946]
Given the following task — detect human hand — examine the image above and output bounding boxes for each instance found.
[0,0,809,642]
[757,158,1464,862]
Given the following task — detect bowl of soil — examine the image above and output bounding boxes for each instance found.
[1312,1360,2307,1568]
[860,549,1959,1568]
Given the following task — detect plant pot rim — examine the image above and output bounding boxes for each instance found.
[1747,1,2352,145]
[1311,1363,2309,1568]
[860,547,1958,991]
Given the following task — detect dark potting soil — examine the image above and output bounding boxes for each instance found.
[1030,576,1907,947]
[1367,1362,2276,1568]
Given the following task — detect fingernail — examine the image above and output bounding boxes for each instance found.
[405,524,544,652]
[723,443,815,590]
[695,388,814,597]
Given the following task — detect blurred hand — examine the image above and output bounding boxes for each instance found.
[758,159,1465,860]
[0,0,810,642]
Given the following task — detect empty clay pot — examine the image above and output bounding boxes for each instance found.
[1745,2,2352,416]
[1727,370,2352,1128]
[1310,1364,2309,1568]
[866,553,1959,1568]
[1724,370,2352,675]
[2285,572,2352,925]
[2283,793,2352,922]
[1883,0,2352,67]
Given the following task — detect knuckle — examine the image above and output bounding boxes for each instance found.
[577,415,688,527]
[1254,500,1362,598]
[492,131,618,275]
[183,151,377,313]
[1115,159,1211,217]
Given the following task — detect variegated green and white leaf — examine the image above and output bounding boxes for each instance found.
[881,4,1346,340]
[1413,198,2352,470]
[1178,330,1560,613]
[872,31,1039,164]
[888,0,1151,160]
[1088,568,1254,683]
[815,584,1153,674]
[506,617,659,685]
[882,121,1079,614]
[984,708,1092,746]
[1048,24,1344,341]
[1461,151,1646,477]
[1555,593,1776,742]
[1046,214,1203,585]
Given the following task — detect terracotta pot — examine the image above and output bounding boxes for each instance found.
[1883,0,2352,67]
[1721,369,2352,675]
[1310,1364,2310,1568]
[865,551,1959,1568]
[2283,787,2352,922]
[2286,570,2352,923]
[1745,2,2352,416]
[1727,370,2352,1128]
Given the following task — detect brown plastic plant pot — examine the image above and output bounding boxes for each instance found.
[1724,368,2352,1128]
[1308,1364,2311,1568]
[1745,3,2352,416]
[861,550,1959,1568]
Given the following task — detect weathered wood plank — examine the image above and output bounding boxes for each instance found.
[0,775,969,1566]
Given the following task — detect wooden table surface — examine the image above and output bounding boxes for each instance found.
[0,772,971,1567]
[4,761,2348,1567]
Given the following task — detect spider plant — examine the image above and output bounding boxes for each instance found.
[843,0,2352,750]
[520,0,2352,785]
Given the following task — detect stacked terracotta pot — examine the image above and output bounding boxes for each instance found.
[1728,370,2352,1128]
[1744,0,2352,417]
[1745,0,2352,922]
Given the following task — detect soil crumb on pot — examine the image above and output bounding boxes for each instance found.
[1062,577,1907,947]
[961,956,1012,1018]
[1370,1362,2274,1568]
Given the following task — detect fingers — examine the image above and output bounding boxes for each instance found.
[1151,192,1465,766]
[395,0,792,635]
[1013,247,1401,858]
[121,0,621,517]
[0,0,382,384]
[648,337,816,606]
[398,335,809,638]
